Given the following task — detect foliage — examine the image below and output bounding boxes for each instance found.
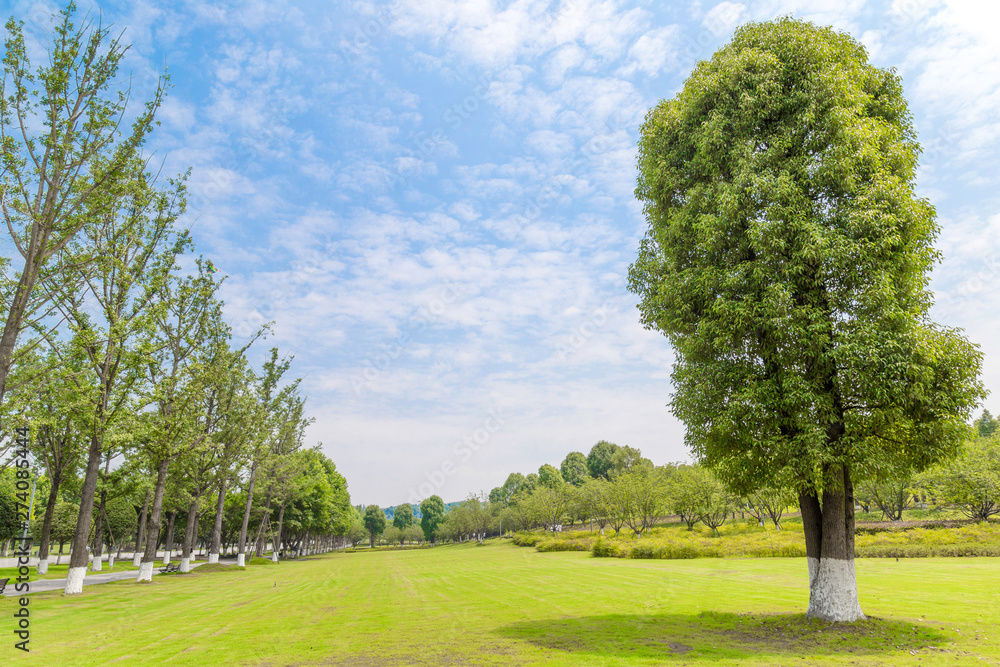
[924,435,1000,521]
[100,496,138,548]
[363,505,387,543]
[586,440,619,479]
[628,15,984,495]
[974,410,998,438]
[559,451,588,486]
[537,464,564,489]
[744,485,796,530]
[609,445,652,478]
[50,501,79,544]
[0,486,19,542]
[856,474,916,522]
[0,1,167,404]
[419,495,446,542]
[392,502,414,530]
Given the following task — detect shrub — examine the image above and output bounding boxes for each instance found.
[537,538,593,552]
[511,533,547,547]
[592,539,628,558]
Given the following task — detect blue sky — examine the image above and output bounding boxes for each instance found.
[7,0,1000,506]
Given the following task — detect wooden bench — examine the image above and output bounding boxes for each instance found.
[158,563,180,574]
[0,577,9,594]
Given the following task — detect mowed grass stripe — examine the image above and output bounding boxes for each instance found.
[2,541,999,665]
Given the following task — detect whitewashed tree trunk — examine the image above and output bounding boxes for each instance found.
[140,458,169,578]
[808,558,864,621]
[179,557,191,573]
[65,566,86,595]
[236,553,246,567]
[800,463,866,623]
[136,560,154,582]
[37,557,48,575]
[208,553,219,564]
[92,556,102,572]
[108,552,115,568]
[132,553,141,567]
[209,480,226,563]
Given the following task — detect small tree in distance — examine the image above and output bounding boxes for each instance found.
[393,503,414,530]
[419,495,446,544]
[363,505,386,548]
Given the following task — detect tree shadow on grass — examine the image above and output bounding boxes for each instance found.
[497,611,950,662]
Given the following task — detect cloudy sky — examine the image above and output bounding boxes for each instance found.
[7,0,999,506]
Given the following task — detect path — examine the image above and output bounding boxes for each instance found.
[2,559,238,596]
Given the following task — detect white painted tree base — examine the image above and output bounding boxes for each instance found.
[807,557,866,622]
[136,561,154,582]
[237,553,246,567]
[108,555,115,568]
[179,557,191,573]
[208,553,219,564]
[92,558,102,572]
[163,553,171,565]
[132,554,141,567]
[271,553,278,562]
[37,558,48,575]
[64,567,86,595]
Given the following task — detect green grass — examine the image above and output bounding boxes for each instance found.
[2,541,999,665]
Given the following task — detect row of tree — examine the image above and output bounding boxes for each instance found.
[374,425,1000,545]
[0,5,354,592]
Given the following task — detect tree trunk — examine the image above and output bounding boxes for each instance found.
[0,254,40,403]
[180,498,199,573]
[273,503,286,562]
[209,479,227,563]
[800,463,865,622]
[138,458,169,581]
[64,431,103,594]
[236,461,258,567]
[36,470,62,575]
[133,490,150,567]
[163,511,177,565]
[91,490,106,572]
[256,492,272,558]
[91,452,113,573]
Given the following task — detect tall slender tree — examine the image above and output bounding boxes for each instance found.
[133,264,221,581]
[0,3,165,405]
[59,157,188,594]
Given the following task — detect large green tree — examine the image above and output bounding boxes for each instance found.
[628,18,984,621]
[363,504,386,548]
[392,503,414,530]
[419,495,446,543]
[560,452,588,486]
[586,440,619,479]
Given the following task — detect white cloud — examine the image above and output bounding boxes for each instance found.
[620,25,681,76]
[702,2,746,38]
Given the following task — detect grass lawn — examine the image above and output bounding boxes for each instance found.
[1,540,998,665]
